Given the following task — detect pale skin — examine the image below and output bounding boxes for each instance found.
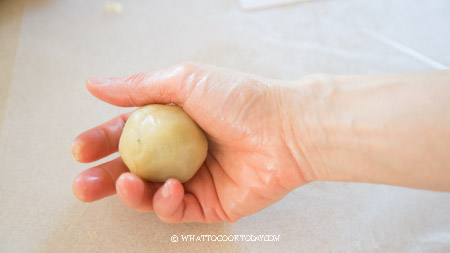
[71,62,450,223]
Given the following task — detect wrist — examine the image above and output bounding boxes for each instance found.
[281,71,450,191]
[278,73,344,184]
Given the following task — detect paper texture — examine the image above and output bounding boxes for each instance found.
[1,0,450,252]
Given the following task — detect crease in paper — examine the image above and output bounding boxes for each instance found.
[363,29,448,70]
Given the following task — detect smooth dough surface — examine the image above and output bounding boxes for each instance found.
[119,104,208,182]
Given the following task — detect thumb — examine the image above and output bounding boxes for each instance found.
[86,62,199,107]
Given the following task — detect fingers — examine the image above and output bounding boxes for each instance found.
[114,175,211,222]
[114,173,211,222]
[115,173,162,212]
[146,164,230,223]
[76,166,226,223]
[73,154,225,223]
[71,113,131,163]
[152,179,186,221]
[153,178,211,223]
[72,157,128,202]
[86,63,201,107]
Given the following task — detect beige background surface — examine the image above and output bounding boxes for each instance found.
[1,0,450,252]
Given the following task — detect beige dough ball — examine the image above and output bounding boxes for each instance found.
[119,104,208,183]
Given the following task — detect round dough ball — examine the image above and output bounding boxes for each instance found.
[119,104,208,183]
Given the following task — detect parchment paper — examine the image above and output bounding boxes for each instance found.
[1,0,449,252]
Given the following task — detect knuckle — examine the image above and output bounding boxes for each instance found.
[174,61,197,75]
[171,61,207,102]
[179,61,200,70]
[301,73,336,96]
[173,61,207,79]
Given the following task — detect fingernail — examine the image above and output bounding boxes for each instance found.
[88,77,108,85]
[117,173,147,209]
[72,176,88,202]
[122,173,136,183]
[71,141,82,161]
[119,173,137,196]
[161,182,170,198]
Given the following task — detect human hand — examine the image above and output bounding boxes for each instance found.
[71,62,320,223]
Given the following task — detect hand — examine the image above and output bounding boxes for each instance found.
[71,62,316,223]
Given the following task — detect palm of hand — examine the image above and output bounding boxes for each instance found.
[72,63,305,223]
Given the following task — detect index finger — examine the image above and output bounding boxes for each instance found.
[71,112,131,163]
[85,62,203,107]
